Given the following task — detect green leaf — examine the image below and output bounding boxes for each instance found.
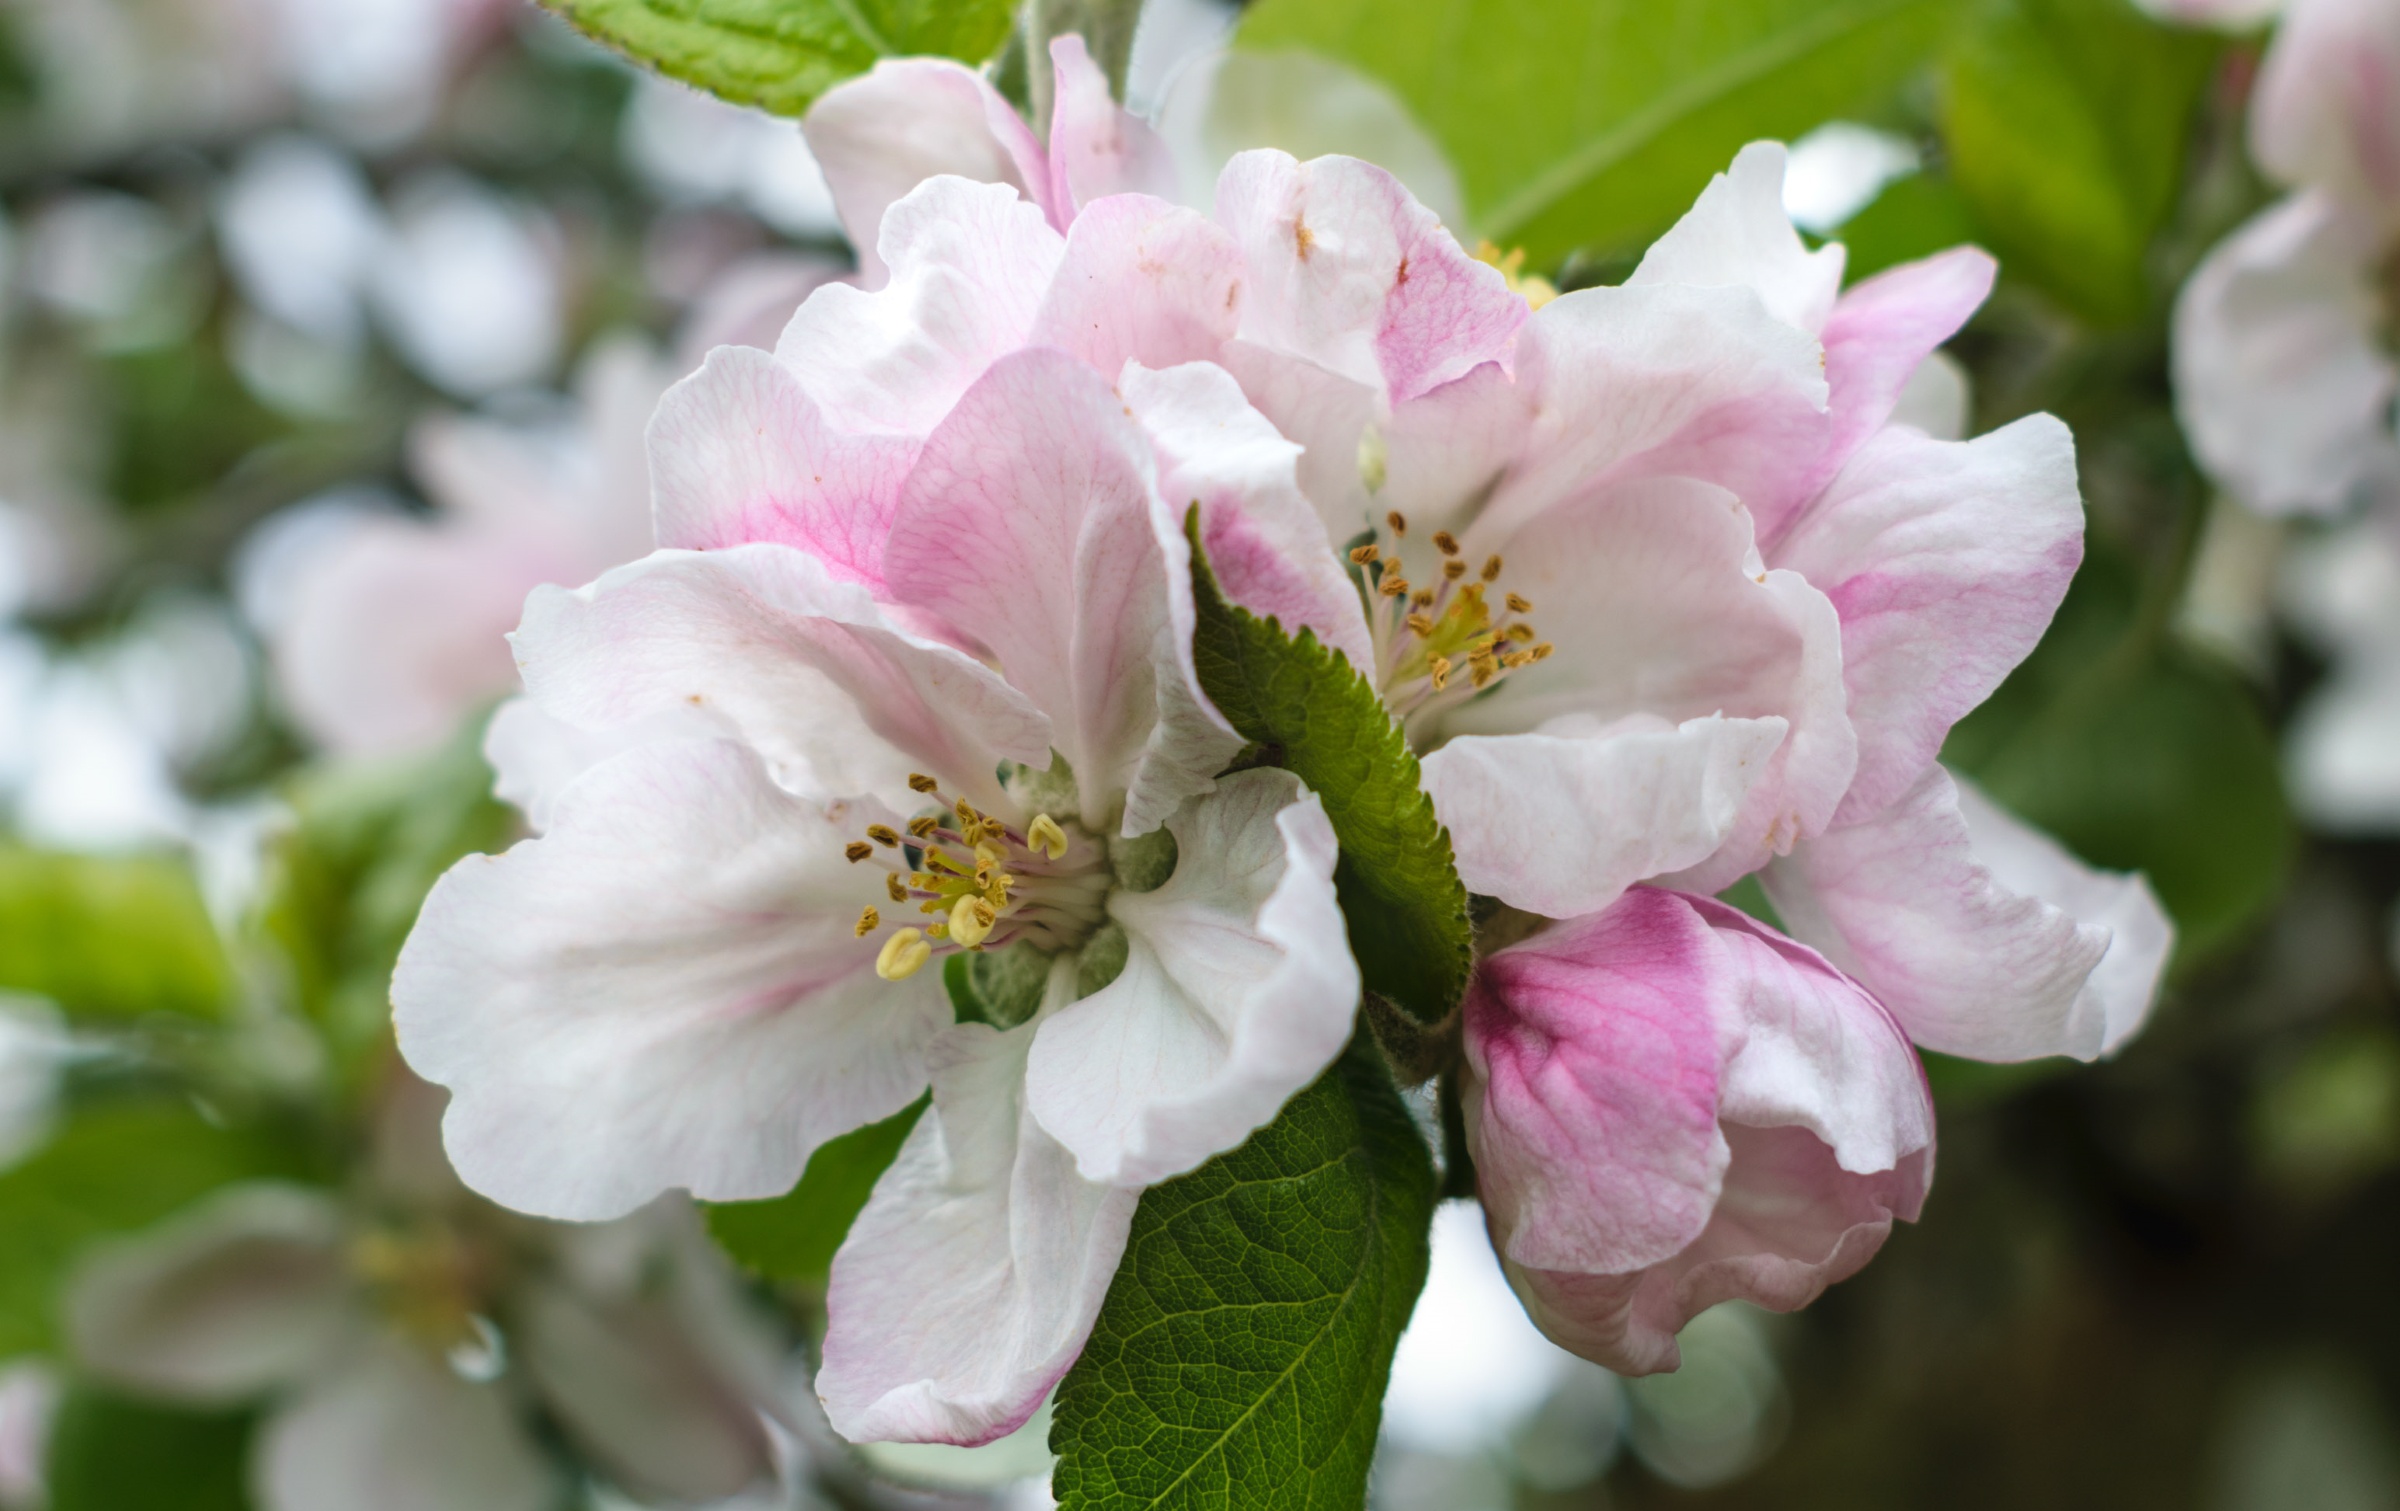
[1236,0,1956,263]
[1184,513,1470,1025]
[0,1100,309,1356]
[702,1096,927,1284]
[45,1387,256,1511]
[0,848,231,1021]
[1943,544,2293,959]
[1937,0,2218,324]
[538,0,1017,117]
[1050,1040,1436,1510]
[257,717,517,1075]
[1836,169,1979,282]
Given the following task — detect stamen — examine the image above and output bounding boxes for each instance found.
[1530,642,1554,661]
[1406,612,1435,637]
[1432,530,1459,556]
[908,815,939,839]
[1378,575,1411,598]
[1386,510,1408,536]
[1350,544,1380,565]
[950,895,997,949]
[876,929,932,980]
[866,825,900,848]
[1481,555,1503,582]
[1027,814,1069,860]
[908,773,941,793]
[1430,656,1452,691]
[886,873,909,902]
[1505,592,1532,613]
[1505,623,1535,642]
[854,906,880,937]
[1443,559,1466,580]
[845,841,874,864]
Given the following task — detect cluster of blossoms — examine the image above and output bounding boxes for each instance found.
[2168,0,2400,830]
[392,36,2172,1446]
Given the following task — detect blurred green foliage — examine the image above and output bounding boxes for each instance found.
[0,848,232,1021]
[44,1388,256,1511]
[703,1096,927,1286]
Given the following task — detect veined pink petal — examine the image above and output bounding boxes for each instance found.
[1763,765,2152,1062]
[513,544,1051,814]
[1045,34,1180,216]
[1028,193,1244,378]
[1215,149,1525,404]
[1442,475,1855,901]
[392,738,952,1220]
[648,344,919,588]
[1024,769,1356,1186]
[820,1015,1140,1447]
[884,349,1241,831]
[1627,141,1847,335]
[1119,361,1373,670]
[2173,192,2400,516]
[802,58,1050,285]
[1464,889,1736,1277]
[1771,417,2083,824]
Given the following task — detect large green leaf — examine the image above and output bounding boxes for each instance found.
[1943,544,2293,959]
[538,0,1016,117]
[1050,1041,1435,1510]
[45,1388,256,1511]
[702,1096,926,1284]
[0,848,230,1021]
[1185,514,1470,1025]
[0,1100,309,1356]
[1938,0,2218,325]
[1237,0,1955,262]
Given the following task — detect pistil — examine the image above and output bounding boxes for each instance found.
[1351,514,1553,736]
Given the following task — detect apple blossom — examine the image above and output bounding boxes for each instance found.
[2174,0,2400,517]
[62,1077,781,1511]
[392,171,1365,1446]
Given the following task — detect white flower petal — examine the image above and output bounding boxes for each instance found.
[255,1341,557,1511]
[1025,768,1357,1186]
[1629,141,1846,335]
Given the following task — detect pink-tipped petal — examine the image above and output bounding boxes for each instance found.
[513,544,1050,813]
[1771,417,2084,823]
[820,1014,1140,1447]
[2253,0,2400,206]
[885,349,1241,831]
[1024,769,1356,1186]
[1215,150,1525,404]
[1028,193,1243,377]
[392,738,952,1220]
[648,344,918,586]
[1799,245,1997,513]
[802,59,1050,284]
[1045,33,1181,215]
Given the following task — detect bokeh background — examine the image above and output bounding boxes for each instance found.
[0,0,2383,1507]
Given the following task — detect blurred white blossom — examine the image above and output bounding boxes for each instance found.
[1782,121,1920,234]
[370,172,563,398]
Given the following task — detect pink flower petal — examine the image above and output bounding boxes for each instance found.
[1028,193,1243,378]
[1627,141,1847,335]
[1044,33,1180,216]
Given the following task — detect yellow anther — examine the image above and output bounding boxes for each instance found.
[954,798,980,827]
[1430,655,1452,691]
[1502,650,1532,669]
[844,841,874,864]
[1406,612,1435,637]
[1378,575,1411,598]
[1349,544,1380,565]
[1411,588,1435,608]
[927,921,949,939]
[1443,559,1466,580]
[908,815,939,839]
[1505,592,1532,614]
[1506,623,1536,642]
[1431,530,1460,556]
[1481,555,1503,582]
[1027,814,1070,860]
[866,824,900,848]
[1386,510,1408,536]
[909,773,941,793]
[875,929,932,981]
[949,894,998,949]
[855,906,880,937]
[1530,642,1555,661]
[974,840,1004,866]
[886,872,909,902]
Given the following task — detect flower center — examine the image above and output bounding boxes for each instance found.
[1349,510,1552,736]
[843,771,1112,982]
[349,1219,503,1372]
